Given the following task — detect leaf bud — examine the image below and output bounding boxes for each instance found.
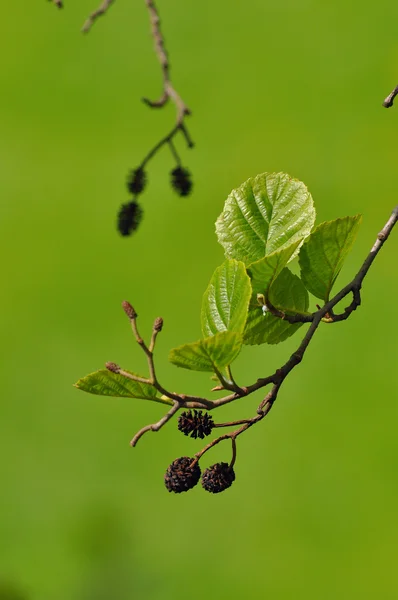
[153,317,164,332]
[105,362,120,373]
[122,301,137,320]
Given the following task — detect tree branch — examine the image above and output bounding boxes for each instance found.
[114,207,397,458]
[189,206,398,459]
[123,206,398,464]
[143,0,191,125]
[262,205,398,325]
[130,400,181,447]
[82,0,115,33]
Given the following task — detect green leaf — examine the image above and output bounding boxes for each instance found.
[216,172,316,264]
[201,259,252,337]
[299,215,362,302]
[169,331,242,372]
[244,268,310,345]
[74,369,173,405]
[248,240,302,300]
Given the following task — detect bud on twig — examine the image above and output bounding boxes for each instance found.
[105,362,120,373]
[122,301,137,320]
[153,317,164,332]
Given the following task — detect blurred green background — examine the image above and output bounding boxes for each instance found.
[1,1,398,598]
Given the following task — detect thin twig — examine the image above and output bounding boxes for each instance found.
[82,0,115,33]
[213,366,244,395]
[265,298,313,324]
[230,438,237,469]
[263,206,398,326]
[168,139,181,166]
[143,0,190,124]
[130,400,181,446]
[139,123,188,169]
[137,0,194,171]
[213,418,254,428]
[383,85,398,108]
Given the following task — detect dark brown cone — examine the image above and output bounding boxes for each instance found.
[117,201,143,236]
[170,166,193,197]
[201,462,235,494]
[164,456,201,493]
[177,410,214,439]
[127,167,147,195]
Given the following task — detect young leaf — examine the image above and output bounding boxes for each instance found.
[74,369,173,405]
[169,331,242,372]
[248,239,302,299]
[299,215,362,302]
[244,268,310,345]
[201,259,252,337]
[216,172,315,264]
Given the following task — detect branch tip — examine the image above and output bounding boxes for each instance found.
[122,300,137,320]
[153,317,164,332]
[383,85,398,108]
[82,0,115,33]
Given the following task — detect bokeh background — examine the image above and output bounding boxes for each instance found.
[1,1,398,598]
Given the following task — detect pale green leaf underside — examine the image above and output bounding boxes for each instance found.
[216,172,316,265]
[299,215,362,301]
[74,369,172,405]
[244,268,310,345]
[248,240,302,299]
[169,331,242,372]
[201,259,252,337]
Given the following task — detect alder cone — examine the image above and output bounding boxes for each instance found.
[178,410,214,439]
[201,462,235,494]
[170,166,193,197]
[117,201,143,236]
[164,456,201,493]
[127,167,147,195]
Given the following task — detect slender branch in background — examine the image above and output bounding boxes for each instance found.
[139,123,194,169]
[82,0,115,33]
[131,0,194,171]
[123,206,398,457]
[383,85,398,108]
[143,0,191,125]
[119,0,195,236]
[47,0,195,235]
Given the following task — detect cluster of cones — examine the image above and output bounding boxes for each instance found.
[118,166,193,236]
